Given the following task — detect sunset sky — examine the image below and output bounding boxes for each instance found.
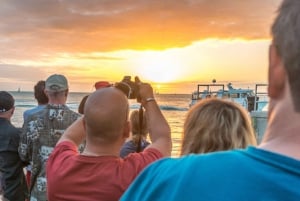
[0,0,282,93]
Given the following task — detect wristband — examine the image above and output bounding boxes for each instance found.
[146,97,155,102]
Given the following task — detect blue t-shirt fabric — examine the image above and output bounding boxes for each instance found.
[120,139,151,158]
[23,105,46,122]
[121,146,300,201]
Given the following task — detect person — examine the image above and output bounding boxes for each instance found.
[78,81,111,114]
[120,109,151,158]
[23,80,49,121]
[181,98,257,155]
[23,80,49,188]
[46,78,171,201]
[121,0,300,200]
[19,74,80,201]
[0,91,28,201]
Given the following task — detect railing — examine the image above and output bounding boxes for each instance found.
[254,84,268,111]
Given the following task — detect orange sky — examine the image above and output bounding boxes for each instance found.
[0,0,282,93]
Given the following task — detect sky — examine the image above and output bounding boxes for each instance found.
[0,0,283,93]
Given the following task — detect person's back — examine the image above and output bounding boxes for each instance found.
[0,91,28,201]
[19,74,80,200]
[120,109,151,158]
[46,78,171,201]
[121,1,300,200]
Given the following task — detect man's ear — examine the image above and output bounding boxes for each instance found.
[44,89,50,98]
[82,117,86,132]
[268,43,286,99]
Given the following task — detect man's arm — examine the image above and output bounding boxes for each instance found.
[138,81,172,157]
[57,117,86,146]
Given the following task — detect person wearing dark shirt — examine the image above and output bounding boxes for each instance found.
[0,91,28,201]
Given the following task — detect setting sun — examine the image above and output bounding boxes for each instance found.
[134,51,184,83]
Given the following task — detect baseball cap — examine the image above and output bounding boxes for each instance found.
[94,81,111,90]
[45,74,68,92]
[0,91,14,113]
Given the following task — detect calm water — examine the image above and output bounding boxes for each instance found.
[10,91,190,157]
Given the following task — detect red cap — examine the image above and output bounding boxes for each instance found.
[94,81,112,90]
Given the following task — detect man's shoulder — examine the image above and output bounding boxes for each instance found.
[27,104,80,122]
[144,148,252,172]
[122,148,163,169]
[0,119,20,135]
[24,105,45,115]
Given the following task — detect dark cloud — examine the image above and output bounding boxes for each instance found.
[0,0,282,59]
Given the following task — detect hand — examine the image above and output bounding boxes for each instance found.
[134,76,154,105]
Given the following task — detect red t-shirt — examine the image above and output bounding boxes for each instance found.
[46,141,163,201]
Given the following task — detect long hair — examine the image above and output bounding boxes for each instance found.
[130,110,148,145]
[181,98,257,155]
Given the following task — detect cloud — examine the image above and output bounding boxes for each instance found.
[0,0,282,59]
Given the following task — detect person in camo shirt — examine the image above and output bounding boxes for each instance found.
[19,74,80,201]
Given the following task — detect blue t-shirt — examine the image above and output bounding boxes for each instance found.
[121,147,300,201]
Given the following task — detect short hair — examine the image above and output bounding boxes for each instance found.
[34,80,48,105]
[181,98,257,155]
[272,0,300,111]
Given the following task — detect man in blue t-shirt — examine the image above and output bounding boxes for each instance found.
[23,80,49,122]
[121,1,300,200]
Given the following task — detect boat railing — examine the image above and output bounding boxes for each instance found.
[253,84,268,111]
[194,84,225,99]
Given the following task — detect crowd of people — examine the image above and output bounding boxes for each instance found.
[1,0,300,200]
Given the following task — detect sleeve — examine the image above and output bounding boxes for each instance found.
[18,118,38,163]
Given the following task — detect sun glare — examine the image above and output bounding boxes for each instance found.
[134,51,183,83]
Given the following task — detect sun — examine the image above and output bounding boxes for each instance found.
[134,51,183,83]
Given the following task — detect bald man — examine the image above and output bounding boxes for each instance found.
[46,82,171,201]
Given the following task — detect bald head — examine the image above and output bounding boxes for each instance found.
[84,87,129,143]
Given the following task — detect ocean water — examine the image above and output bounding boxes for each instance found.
[10,91,190,157]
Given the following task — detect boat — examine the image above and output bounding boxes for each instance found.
[189,82,258,112]
[190,82,269,143]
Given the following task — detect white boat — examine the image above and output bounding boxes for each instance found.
[189,82,259,112]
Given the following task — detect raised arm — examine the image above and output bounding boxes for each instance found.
[57,117,86,146]
[137,79,172,157]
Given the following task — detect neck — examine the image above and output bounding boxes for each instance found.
[81,150,118,157]
[82,140,121,157]
[259,99,300,160]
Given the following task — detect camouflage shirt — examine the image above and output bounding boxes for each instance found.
[19,104,80,201]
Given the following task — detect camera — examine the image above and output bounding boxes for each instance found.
[115,76,139,99]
